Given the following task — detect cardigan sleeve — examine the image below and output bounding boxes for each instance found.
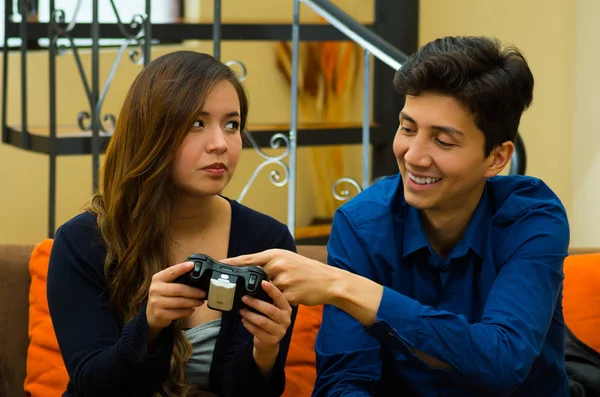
[47,216,175,397]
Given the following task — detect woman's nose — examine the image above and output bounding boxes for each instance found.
[205,128,228,153]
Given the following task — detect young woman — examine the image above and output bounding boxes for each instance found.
[47,51,297,397]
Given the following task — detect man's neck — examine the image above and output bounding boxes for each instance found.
[420,186,484,259]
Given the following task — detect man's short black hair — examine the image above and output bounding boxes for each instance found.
[393,36,534,156]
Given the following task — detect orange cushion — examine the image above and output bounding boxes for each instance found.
[563,252,600,353]
[283,304,323,397]
[24,238,69,396]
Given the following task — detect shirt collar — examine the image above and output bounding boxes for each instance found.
[449,185,490,260]
[402,204,431,258]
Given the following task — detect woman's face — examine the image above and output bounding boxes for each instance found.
[171,80,243,197]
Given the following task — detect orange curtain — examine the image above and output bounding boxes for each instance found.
[275,39,361,221]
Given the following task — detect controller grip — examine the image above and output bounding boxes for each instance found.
[173,272,202,287]
[251,285,272,304]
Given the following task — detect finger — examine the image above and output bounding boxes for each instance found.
[158,282,206,299]
[260,280,292,311]
[241,317,280,346]
[240,306,282,335]
[262,255,303,279]
[220,249,279,267]
[240,308,290,339]
[241,287,290,326]
[153,261,194,282]
[242,295,279,322]
[155,307,196,321]
[153,296,205,310]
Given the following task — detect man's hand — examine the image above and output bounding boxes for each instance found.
[222,249,384,326]
[224,250,450,368]
[222,249,341,306]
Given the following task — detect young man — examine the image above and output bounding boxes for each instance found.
[224,36,570,396]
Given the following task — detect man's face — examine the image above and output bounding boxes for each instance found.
[393,93,512,213]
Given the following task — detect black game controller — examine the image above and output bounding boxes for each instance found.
[174,253,272,312]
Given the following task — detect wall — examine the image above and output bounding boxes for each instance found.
[571,0,600,247]
[3,0,598,247]
[0,0,371,244]
[419,0,575,214]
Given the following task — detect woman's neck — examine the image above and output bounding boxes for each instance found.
[170,192,224,239]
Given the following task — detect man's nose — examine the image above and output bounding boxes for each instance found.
[403,136,432,169]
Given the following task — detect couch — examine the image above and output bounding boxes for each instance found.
[1,243,598,397]
[0,243,34,397]
[0,243,328,397]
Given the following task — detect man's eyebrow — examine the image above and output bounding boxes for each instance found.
[399,111,416,124]
[431,125,465,137]
[400,111,464,137]
[199,111,241,118]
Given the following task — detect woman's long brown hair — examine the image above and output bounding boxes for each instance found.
[87,51,248,396]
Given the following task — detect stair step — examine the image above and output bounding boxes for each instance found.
[249,121,378,132]
[5,122,385,155]
[295,223,332,240]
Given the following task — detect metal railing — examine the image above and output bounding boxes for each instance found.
[279,0,410,235]
[1,0,527,238]
[277,0,527,236]
[51,0,152,235]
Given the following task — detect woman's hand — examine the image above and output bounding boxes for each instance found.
[239,280,293,378]
[146,262,206,345]
[222,249,341,306]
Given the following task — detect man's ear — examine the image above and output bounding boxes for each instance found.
[484,141,514,178]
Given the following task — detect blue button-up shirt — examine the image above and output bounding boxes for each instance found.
[314,173,570,397]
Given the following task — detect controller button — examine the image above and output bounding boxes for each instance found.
[248,274,258,290]
[191,263,202,278]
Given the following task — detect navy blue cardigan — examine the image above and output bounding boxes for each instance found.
[47,198,297,397]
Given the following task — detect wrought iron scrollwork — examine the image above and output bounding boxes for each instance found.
[225,60,248,82]
[77,111,92,131]
[237,130,290,203]
[77,111,116,133]
[229,61,291,202]
[50,0,148,134]
[332,177,363,202]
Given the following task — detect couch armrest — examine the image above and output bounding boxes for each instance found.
[0,244,34,397]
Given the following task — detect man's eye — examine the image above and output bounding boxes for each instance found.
[435,138,454,148]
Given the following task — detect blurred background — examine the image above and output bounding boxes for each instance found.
[0,0,596,248]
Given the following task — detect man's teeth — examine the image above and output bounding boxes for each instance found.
[409,173,441,185]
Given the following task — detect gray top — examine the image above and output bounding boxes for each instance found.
[183,318,222,389]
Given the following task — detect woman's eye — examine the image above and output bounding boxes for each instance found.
[192,120,204,128]
[225,121,240,130]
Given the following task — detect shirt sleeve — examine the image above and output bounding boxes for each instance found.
[46,226,175,397]
[365,203,570,395]
[313,209,382,397]
[219,221,299,397]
